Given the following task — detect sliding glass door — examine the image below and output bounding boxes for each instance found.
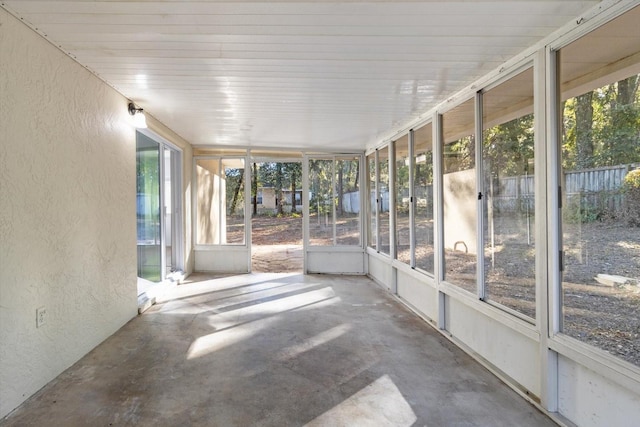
[136,131,182,282]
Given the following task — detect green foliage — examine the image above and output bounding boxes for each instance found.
[255,211,301,218]
[623,169,640,190]
[484,114,534,177]
[444,135,474,173]
[562,198,601,224]
[257,162,302,190]
[562,75,640,171]
[622,169,640,227]
[414,151,434,185]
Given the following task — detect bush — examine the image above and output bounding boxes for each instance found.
[623,169,640,189]
[622,169,640,227]
[563,197,602,224]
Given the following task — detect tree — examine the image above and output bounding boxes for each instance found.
[596,75,640,166]
[283,163,302,212]
[226,168,244,214]
[444,135,475,173]
[252,162,258,216]
[483,114,534,177]
[276,163,284,215]
[309,160,333,217]
[563,74,640,170]
[255,162,302,215]
[575,92,595,169]
[337,161,344,215]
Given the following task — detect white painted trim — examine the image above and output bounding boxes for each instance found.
[408,130,416,269]
[439,281,540,342]
[546,47,563,337]
[359,153,366,249]
[475,92,484,301]
[196,144,363,155]
[550,334,640,396]
[244,154,252,273]
[534,47,559,412]
[302,155,310,273]
[367,248,392,262]
[375,148,381,251]
[389,141,397,264]
[193,244,249,252]
[306,246,364,253]
[393,259,437,285]
[433,113,444,284]
[159,145,167,280]
[331,158,337,246]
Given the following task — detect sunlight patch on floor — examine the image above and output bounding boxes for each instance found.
[277,324,352,361]
[187,287,339,359]
[304,374,418,427]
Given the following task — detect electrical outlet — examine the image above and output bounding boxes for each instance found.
[36,306,47,328]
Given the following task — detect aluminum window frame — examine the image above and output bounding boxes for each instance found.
[193,155,249,249]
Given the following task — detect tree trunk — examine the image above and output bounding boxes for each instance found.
[230,175,243,214]
[353,160,359,190]
[337,162,344,215]
[575,92,594,169]
[252,163,258,216]
[291,168,297,213]
[276,163,284,215]
[617,75,639,105]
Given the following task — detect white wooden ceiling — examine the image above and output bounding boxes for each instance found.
[2,1,600,150]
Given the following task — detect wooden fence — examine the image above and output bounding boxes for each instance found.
[491,164,636,214]
[345,164,637,215]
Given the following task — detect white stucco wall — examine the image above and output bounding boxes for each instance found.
[0,9,137,418]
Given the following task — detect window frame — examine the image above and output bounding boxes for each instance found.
[478,63,537,323]
[545,3,640,390]
[307,154,363,248]
[193,155,249,248]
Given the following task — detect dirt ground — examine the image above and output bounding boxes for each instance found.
[251,215,303,245]
[250,215,303,272]
[249,214,360,271]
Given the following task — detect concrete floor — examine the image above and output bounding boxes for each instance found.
[1,273,556,426]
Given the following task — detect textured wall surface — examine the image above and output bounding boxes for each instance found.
[0,9,139,418]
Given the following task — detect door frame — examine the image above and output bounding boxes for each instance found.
[247,157,304,272]
[137,129,184,280]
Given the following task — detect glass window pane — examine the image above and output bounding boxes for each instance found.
[559,6,640,367]
[367,153,377,250]
[379,147,391,255]
[395,135,411,264]
[483,67,535,319]
[309,159,334,245]
[442,98,477,292]
[336,157,361,245]
[196,158,245,246]
[196,159,221,245]
[414,123,434,273]
[223,159,245,244]
[136,134,161,281]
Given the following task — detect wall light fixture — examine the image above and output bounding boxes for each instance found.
[128,102,147,129]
